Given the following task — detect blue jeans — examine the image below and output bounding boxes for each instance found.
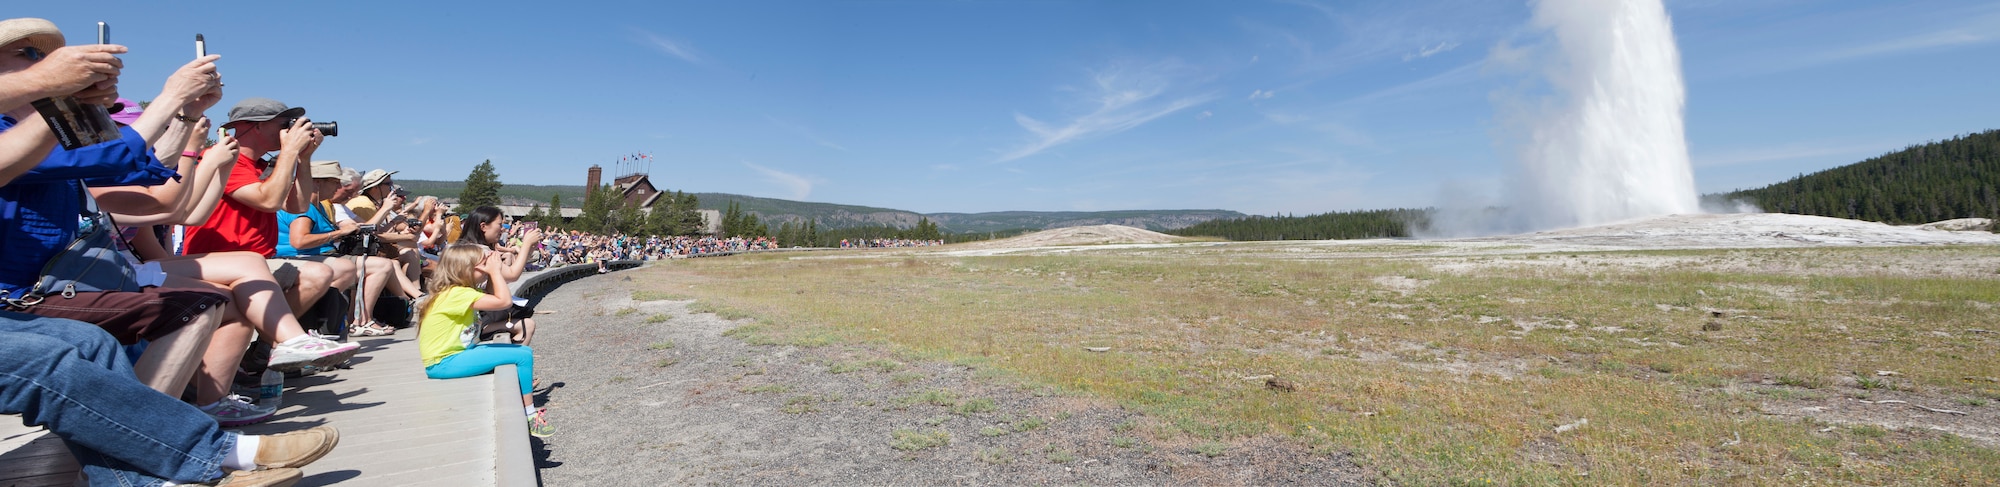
[0,310,233,486]
[426,343,534,394]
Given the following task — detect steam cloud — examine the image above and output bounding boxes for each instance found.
[1428,0,1702,236]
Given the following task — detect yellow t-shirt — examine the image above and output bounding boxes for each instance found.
[418,286,485,367]
[348,195,378,222]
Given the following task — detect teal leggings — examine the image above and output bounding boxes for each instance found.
[425,344,534,393]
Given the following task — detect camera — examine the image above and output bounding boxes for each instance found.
[334,224,381,256]
[277,117,339,137]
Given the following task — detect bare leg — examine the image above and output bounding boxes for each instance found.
[156,253,317,344]
[131,307,220,396]
[397,249,423,298]
[292,260,335,314]
[516,318,536,346]
[193,318,255,406]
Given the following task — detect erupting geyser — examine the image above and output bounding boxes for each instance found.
[1510,0,1700,230]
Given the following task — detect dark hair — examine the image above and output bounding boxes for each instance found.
[458,206,504,246]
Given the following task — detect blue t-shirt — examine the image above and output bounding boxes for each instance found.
[274,204,338,257]
[0,116,175,298]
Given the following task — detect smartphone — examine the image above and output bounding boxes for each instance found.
[524,221,539,231]
[196,34,206,57]
[97,22,108,44]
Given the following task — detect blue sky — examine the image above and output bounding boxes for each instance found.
[21,1,2000,215]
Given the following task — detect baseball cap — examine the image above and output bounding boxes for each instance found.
[223,97,305,127]
[108,98,142,125]
[309,160,344,179]
[360,169,398,190]
[0,18,64,55]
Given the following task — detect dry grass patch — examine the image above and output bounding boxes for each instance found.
[632,246,2000,484]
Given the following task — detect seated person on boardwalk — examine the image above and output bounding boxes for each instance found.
[273,159,415,337]
[457,206,543,345]
[0,19,276,423]
[0,28,340,484]
[417,243,555,437]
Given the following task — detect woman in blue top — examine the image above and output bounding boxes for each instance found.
[275,161,415,336]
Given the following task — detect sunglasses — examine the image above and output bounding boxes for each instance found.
[16,46,45,61]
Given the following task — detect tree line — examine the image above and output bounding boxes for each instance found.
[1721,129,2000,225]
[1167,208,1428,241]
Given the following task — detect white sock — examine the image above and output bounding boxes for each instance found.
[280,334,315,346]
[223,434,260,471]
[524,406,537,417]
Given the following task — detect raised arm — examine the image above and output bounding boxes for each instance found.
[228,117,320,213]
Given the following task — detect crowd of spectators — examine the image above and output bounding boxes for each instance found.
[0,17,971,484]
[839,238,945,248]
[0,19,550,485]
[513,228,777,268]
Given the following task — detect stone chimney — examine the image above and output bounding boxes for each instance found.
[586,165,602,198]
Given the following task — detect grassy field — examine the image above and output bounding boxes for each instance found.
[628,244,2000,485]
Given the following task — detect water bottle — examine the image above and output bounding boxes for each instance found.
[258,369,284,411]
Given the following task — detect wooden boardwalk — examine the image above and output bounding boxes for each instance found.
[0,264,630,486]
[0,334,529,486]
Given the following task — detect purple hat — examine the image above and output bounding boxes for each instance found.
[108,98,143,125]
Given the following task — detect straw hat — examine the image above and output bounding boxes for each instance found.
[0,18,64,53]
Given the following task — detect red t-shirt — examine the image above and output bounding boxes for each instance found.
[184,153,284,257]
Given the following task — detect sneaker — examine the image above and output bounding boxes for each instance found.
[253,425,340,469]
[527,409,556,438]
[268,336,360,372]
[201,395,276,427]
[197,467,302,486]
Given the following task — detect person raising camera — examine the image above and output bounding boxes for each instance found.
[274,160,414,337]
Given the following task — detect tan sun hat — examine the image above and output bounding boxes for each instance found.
[0,18,65,54]
[309,160,344,179]
[360,169,398,191]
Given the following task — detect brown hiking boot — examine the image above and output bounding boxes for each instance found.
[205,467,303,486]
[254,425,340,469]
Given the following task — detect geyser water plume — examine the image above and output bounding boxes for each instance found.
[1425,0,1701,237]
[1513,0,1700,229]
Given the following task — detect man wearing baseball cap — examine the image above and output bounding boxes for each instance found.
[181,98,335,303]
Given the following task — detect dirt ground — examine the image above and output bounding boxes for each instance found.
[531,272,1371,486]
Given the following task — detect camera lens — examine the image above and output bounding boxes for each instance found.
[312,121,339,137]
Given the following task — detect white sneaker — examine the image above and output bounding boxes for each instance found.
[268,336,360,372]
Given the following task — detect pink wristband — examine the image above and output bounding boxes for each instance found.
[182,151,202,158]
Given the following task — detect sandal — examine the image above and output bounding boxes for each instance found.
[350,322,395,337]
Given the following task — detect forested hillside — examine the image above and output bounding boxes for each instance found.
[1168,208,1428,241]
[1722,130,2000,224]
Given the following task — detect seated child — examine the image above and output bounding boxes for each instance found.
[416,244,554,437]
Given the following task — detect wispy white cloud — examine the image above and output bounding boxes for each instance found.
[1717,4,2000,76]
[632,28,704,64]
[764,116,848,151]
[1196,110,1213,120]
[1402,41,1461,61]
[998,61,1217,162]
[408,137,432,146]
[1248,89,1276,100]
[1691,141,1893,168]
[743,162,813,200]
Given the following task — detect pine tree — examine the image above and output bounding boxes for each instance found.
[573,184,615,234]
[523,204,546,225]
[612,198,644,234]
[675,192,703,235]
[547,194,565,230]
[455,160,503,213]
[721,201,743,237]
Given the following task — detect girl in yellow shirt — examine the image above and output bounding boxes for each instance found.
[416,244,553,437]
